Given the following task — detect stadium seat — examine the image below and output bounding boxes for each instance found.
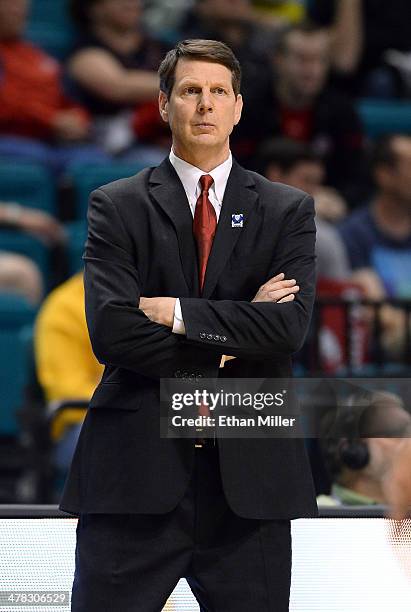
[0,162,55,214]
[64,221,87,275]
[69,163,146,220]
[358,99,411,138]
[25,0,74,60]
[0,295,37,436]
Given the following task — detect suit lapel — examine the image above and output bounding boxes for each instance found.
[148,157,258,299]
[149,158,200,295]
[202,160,258,298]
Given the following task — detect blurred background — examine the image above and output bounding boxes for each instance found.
[0,0,411,506]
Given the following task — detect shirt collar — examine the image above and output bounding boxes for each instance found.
[169,148,232,203]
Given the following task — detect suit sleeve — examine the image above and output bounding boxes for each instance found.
[179,194,317,358]
[83,188,221,380]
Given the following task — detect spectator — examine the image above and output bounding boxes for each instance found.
[67,0,170,163]
[0,0,110,173]
[308,0,411,97]
[0,252,42,304]
[317,390,411,506]
[34,271,103,484]
[0,200,67,304]
[258,138,406,368]
[258,138,350,279]
[265,22,367,204]
[339,134,411,298]
[338,134,411,358]
[181,0,275,165]
[259,137,347,222]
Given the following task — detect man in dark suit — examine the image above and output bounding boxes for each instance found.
[60,39,318,611]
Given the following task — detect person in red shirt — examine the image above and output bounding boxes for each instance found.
[268,23,367,205]
[0,0,110,172]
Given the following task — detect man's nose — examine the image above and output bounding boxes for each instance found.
[197,90,213,112]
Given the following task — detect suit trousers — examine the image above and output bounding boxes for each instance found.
[71,444,292,612]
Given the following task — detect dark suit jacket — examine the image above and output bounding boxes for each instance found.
[59,157,318,520]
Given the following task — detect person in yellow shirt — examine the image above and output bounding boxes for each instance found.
[34,271,103,478]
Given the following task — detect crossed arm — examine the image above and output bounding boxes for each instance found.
[84,188,315,379]
[138,273,300,328]
[139,274,300,367]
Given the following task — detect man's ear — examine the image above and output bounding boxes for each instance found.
[234,94,243,126]
[159,91,169,123]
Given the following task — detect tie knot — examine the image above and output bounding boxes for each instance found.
[200,174,214,194]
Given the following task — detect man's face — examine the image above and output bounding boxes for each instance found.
[266,160,325,194]
[276,31,330,101]
[159,59,243,158]
[378,137,411,207]
[0,0,29,40]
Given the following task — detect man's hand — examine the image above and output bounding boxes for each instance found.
[224,272,299,366]
[252,273,299,303]
[382,438,411,519]
[139,297,176,328]
[139,273,299,363]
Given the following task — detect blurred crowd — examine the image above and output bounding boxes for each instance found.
[1,0,411,503]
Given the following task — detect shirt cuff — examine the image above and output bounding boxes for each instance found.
[172,298,186,334]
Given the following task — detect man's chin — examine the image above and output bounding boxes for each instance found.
[191,133,220,146]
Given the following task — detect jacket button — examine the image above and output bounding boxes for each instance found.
[221,336,227,342]
[206,334,213,340]
[199,332,206,339]
[213,334,220,341]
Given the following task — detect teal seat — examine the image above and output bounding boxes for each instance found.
[25,0,74,60]
[69,163,146,221]
[0,162,55,214]
[0,295,37,436]
[64,221,87,275]
[358,99,411,138]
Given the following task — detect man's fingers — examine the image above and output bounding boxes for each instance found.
[265,278,297,291]
[270,273,285,282]
[277,294,295,303]
[269,286,299,301]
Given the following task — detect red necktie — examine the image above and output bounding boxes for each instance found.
[193,174,217,293]
[193,175,216,427]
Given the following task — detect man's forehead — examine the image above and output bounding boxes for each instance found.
[174,58,233,83]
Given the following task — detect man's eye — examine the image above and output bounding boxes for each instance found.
[214,88,226,95]
[185,87,197,94]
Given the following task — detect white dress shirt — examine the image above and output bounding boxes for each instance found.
[169,148,233,334]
